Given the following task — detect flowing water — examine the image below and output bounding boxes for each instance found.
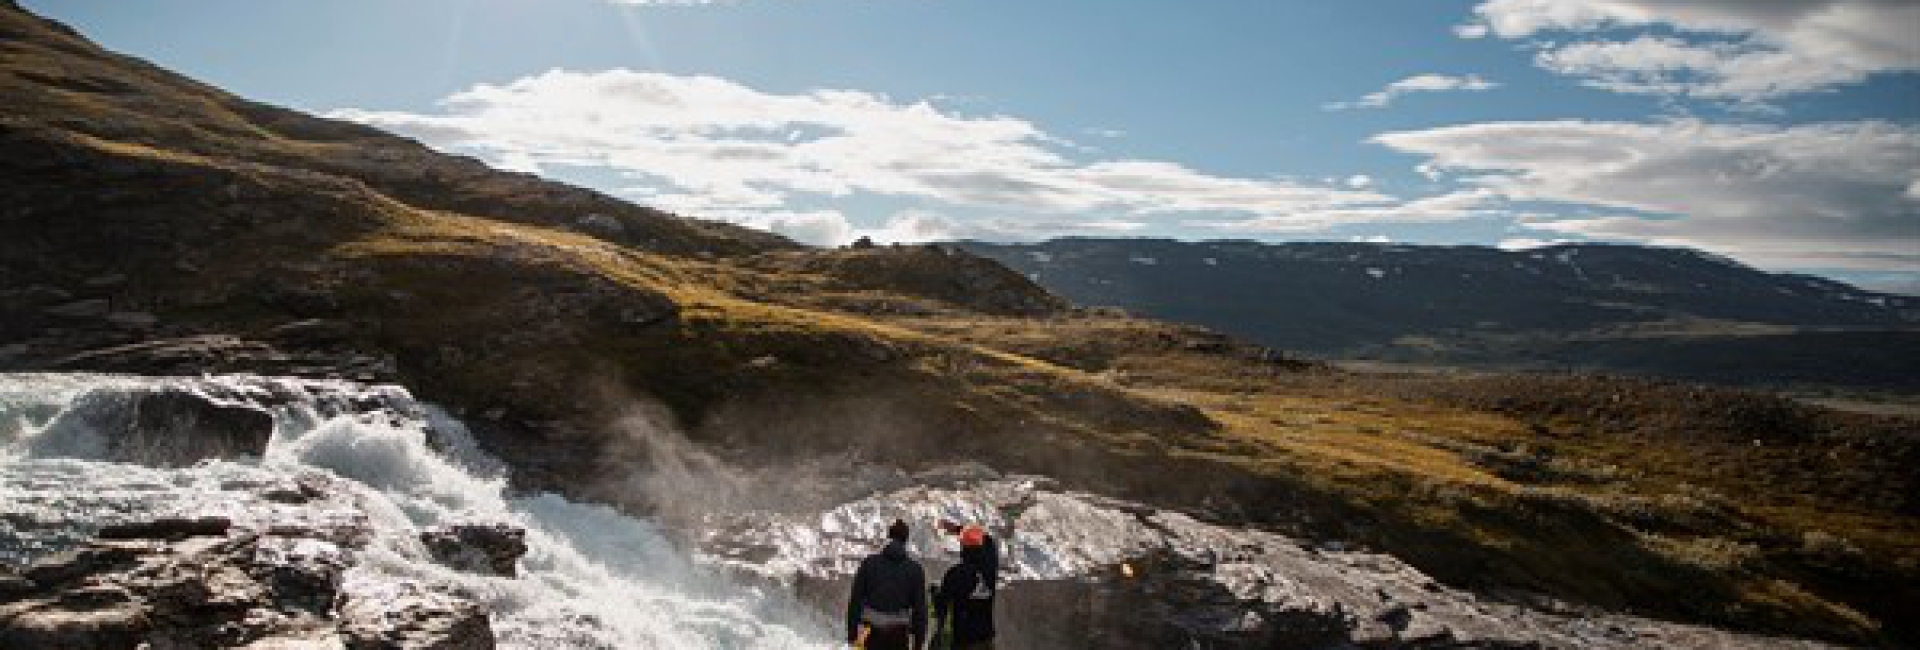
[0,373,839,649]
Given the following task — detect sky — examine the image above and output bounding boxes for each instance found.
[26,0,1920,293]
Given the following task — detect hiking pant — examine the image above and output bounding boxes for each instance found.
[865,627,912,650]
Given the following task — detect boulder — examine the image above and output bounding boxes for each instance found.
[0,483,388,650]
[338,579,495,650]
[121,387,274,466]
[38,386,274,467]
[418,523,527,577]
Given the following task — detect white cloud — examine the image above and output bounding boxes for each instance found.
[1325,74,1499,110]
[1496,237,1572,250]
[1375,119,1920,270]
[862,210,961,245]
[697,209,973,247]
[331,69,1398,240]
[1346,174,1374,189]
[704,209,854,246]
[1458,0,1920,103]
[1192,188,1509,233]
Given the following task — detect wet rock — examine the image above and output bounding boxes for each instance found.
[0,533,343,649]
[257,475,332,505]
[41,386,275,467]
[44,298,109,319]
[419,523,527,577]
[0,590,152,649]
[97,516,232,540]
[250,536,351,615]
[338,579,496,650]
[0,463,397,650]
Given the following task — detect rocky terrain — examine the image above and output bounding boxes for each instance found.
[2,2,1917,647]
[958,238,1920,390]
[0,375,1847,649]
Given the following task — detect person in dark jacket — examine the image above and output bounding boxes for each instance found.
[847,519,928,650]
[933,525,998,650]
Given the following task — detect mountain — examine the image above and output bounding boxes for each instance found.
[958,238,1920,389]
[1,3,1916,646]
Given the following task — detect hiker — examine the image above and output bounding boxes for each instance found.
[847,519,928,650]
[932,523,999,650]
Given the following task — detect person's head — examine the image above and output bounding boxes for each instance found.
[959,525,985,548]
[887,519,910,543]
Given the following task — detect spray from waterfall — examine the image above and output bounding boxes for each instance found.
[0,373,841,649]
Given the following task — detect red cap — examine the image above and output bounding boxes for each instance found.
[959,525,986,548]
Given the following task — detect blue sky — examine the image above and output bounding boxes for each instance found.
[26,0,1920,292]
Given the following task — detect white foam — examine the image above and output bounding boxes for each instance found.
[0,374,838,649]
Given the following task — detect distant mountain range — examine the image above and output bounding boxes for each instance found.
[957,238,1920,389]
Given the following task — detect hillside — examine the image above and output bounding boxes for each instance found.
[959,238,1920,389]
[2,3,1917,646]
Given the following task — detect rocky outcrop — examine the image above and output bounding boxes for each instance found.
[721,477,1843,650]
[338,578,496,650]
[46,334,397,382]
[33,385,274,467]
[0,529,346,648]
[0,475,497,650]
[419,524,527,577]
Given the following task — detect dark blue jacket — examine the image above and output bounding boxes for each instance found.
[847,540,928,643]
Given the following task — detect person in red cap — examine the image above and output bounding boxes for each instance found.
[932,522,999,649]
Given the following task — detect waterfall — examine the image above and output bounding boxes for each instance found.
[0,373,840,649]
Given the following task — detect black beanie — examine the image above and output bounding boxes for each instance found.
[887,519,910,542]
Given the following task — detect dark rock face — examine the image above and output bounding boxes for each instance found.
[0,479,497,650]
[45,334,398,383]
[39,386,274,467]
[0,532,347,649]
[419,524,528,577]
[338,579,497,650]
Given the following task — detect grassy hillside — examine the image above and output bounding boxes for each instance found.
[1,2,1915,644]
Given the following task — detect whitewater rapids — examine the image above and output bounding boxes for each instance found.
[0,373,839,649]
